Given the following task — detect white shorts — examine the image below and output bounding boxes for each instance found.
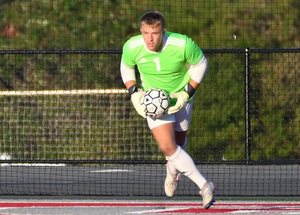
[146,98,194,131]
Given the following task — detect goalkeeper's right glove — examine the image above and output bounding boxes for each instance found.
[128,85,146,118]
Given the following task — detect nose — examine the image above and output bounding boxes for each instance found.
[149,34,153,41]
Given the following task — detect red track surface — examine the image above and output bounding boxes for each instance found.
[1,202,300,214]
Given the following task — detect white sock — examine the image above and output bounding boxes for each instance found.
[167,145,207,190]
[167,137,188,176]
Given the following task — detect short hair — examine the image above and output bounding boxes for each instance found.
[140,11,165,29]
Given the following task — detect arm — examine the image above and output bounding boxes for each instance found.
[185,55,208,97]
[168,56,208,115]
[120,60,146,118]
[120,60,136,90]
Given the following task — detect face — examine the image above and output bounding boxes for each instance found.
[140,23,166,52]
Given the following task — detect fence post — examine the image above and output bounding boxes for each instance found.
[245,48,251,164]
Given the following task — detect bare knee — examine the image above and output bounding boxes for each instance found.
[158,143,177,156]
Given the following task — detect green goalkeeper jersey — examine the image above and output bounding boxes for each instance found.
[122,31,203,105]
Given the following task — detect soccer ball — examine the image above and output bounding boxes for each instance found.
[141,88,169,118]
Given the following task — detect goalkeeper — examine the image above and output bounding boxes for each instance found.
[120,11,215,209]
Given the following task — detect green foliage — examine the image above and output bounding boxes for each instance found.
[0,54,124,91]
[188,53,246,160]
[0,0,299,49]
[250,52,300,160]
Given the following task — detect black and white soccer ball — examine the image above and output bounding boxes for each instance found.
[141,88,170,118]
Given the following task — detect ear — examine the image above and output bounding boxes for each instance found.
[163,29,166,35]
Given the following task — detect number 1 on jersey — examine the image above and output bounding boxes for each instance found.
[153,57,161,72]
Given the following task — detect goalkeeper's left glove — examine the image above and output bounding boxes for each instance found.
[167,91,189,115]
[167,83,196,115]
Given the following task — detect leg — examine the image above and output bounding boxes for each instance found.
[167,131,187,182]
[151,122,177,156]
[167,145,215,208]
[147,100,215,208]
[150,122,182,198]
[168,131,187,172]
[164,130,187,197]
[151,122,208,192]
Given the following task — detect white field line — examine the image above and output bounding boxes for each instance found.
[126,207,190,214]
[90,169,134,173]
[0,163,66,167]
